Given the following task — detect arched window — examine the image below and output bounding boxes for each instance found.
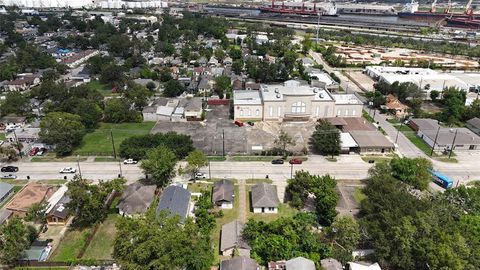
[291,101,306,114]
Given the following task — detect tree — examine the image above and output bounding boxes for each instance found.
[0,92,31,116]
[146,81,157,92]
[430,90,440,101]
[74,99,103,129]
[310,120,341,158]
[0,218,30,265]
[390,157,432,190]
[25,202,47,223]
[119,132,194,160]
[114,213,213,270]
[104,98,141,123]
[163,79,185,97]
[326,216,360,252]
[39,112,86,156]
[313,174,338,226]
[440,87,466,125]
[67,176,125,227]
[140,146,177,187]
[124,83,153,111]
[184,150,208,180]
[365,91,386,109]
[0,145,18,161]
[274,130,294,156]
[100,63,126,87]
[232,59,244,75]
[213,75,231,99]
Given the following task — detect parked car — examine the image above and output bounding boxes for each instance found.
[195,172,206,179]
[234,120,244,127]
[36,148,46,156]
[271,159,284,164]
[29,147,39,156]
[289,158,303,165]
[1,166,18,172]
[123,158,138,164]
[1,173,17,179]
[59,167,77,174]
[247,121,255,126]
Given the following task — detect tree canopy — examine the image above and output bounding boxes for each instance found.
[310,120,341,157]
[0,218,32,265]
[39,112,86,156]
[140,146,177,188]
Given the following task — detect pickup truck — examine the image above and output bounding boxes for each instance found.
[123,159,138,164]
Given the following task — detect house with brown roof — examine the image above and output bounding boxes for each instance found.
[5,184,55,217]
[220,220,250,256]
[4,75,40,91]
[45,185,71,225]
[212,179,234,209]
[62,50,99,68]
[383,94,410,119]
[117,183,157,217]
[251,183,280,214]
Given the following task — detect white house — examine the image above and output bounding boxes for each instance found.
[251,183,279,214]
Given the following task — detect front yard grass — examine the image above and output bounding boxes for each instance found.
[353,187,367,204]
[246,188,299,223]
[31,154,88,162]
[49,227,92,262]
[245,178,273,185]
[82,214,119,260]
[74,122,155,156]
[230,156,281,162]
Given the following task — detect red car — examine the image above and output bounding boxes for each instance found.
[234,120,244,127]
[29,147,39,156]
[289,158,303,165]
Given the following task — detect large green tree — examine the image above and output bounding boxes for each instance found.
[390,157,432,190]
[184,150,208,180]
[310,119,341,157]
[113,213,213,270]
[0,92,31,116]
[274,129,295,156]
[213,75,231,99]
[0,218,30,265]
[39,112,86,156]
[140,146,177,187]
[163,79,185,97]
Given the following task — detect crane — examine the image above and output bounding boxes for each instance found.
[465,0,474,15]
[430,0,437,13]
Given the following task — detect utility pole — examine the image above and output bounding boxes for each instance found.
[12,130,22,158]
[77,155,82,179]
[110,130,117,159]
[316,12,320,43]
[118,160,123,178]
[395,119,404,144]
[222,129,225,157]
[449,129,458,158]
[208,161,211,180]
[290,163,293,179]
[430,126,441,156]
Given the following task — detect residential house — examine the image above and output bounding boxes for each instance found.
[5,184,54,217]
[220,256,260,270]
[466,117,480,135]
[198,77,212,93]
[45,185,71,225]
[0,116,26,130]
[4,75,40,91]
[0,209,13,225]
[383,94,409,119]
[348,262,382,270]
[251,183,280,214]
[286,257,316,270]
[223,57,233,66]
[62,50,99,68]
[320,258,343,270]
[156,185,191,221]
[212,179,235,209]
[117,183,157,217]
[184,97,203,121]
[408,118,439,132]
[300,57,315,68]
[220,220,250,256]
[349,130,395,153]
[418,127,480,151]
[6,128,40,143]
[0,182,14,205]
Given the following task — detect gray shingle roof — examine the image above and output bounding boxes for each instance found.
[0,182,14,202]
[220,220,250,252]
[118,183,157,215]
[251,183,279,208]
[286,257,316,270]
[212,179,234,204]
[156,185,191,220]
[467,117,480,129]
[220,256,259,270]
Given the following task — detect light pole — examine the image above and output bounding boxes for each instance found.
[430,126,441,156]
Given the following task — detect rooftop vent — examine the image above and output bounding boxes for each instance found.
[313,88,318,93]
[319,93,324,98]
[274,88,279,93]
[276,94,281,98]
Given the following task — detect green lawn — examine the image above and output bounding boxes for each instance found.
[74,122,155,156]
[15,268,69,270]
[49,228,92,262]
[94,157,121,162]
[230,156,281,162]
[208,156,226,162]
[85,80,119,97]
[0,133,6,140]
[362,110,375,123]
[247,202,299,223]
[31,154,87,162]
[402,131,435,156]
[188,182,213,193]
[353,187,367,204]
[245,178,273,185]
[82,214,119,260]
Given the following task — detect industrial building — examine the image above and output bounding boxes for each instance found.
[233,80,363,122]
[365,66,480,97]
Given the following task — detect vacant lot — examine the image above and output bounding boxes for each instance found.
[49,228,92,261]
[74,122,155,156]
[82,214,119,260]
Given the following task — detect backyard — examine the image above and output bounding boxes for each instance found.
[74,122,155,156]
[85,80,120,98]
[49,227,92,262]
[82,214,119,260]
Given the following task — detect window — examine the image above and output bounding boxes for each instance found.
[255,109,260,116]
[268,207,275,211]
[324,106,329,117]
[352,109,356,116]
[345,109,349,116]
[247,109,251,116]
[269,106,273,117]
[291,101,306,114]
[240,109,243,116]
[316,106,320,117]
[337,109,341,116]
[277,107,281,117]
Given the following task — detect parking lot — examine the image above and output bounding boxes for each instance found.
[151,105,317,155]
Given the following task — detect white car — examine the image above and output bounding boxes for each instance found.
[123,159,138,164]
[195,172,206,179]
[0,173,17,179]
[59,167,77,174]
